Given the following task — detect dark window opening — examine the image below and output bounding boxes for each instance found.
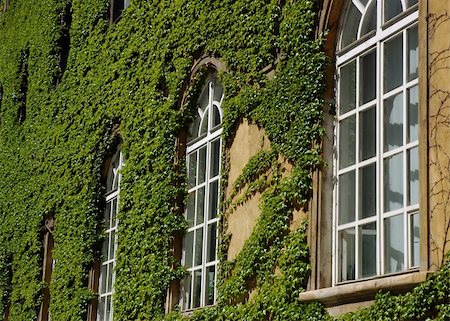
[110,0,130,23]
[38,215,54,321]
[54,2,72,88]
[17,48,29,124]
[0,250,12,321]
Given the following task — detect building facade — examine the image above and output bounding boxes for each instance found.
[0,0,450,320]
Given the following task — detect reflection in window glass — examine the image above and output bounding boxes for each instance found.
[182,75,223,309]
[408,85,419,143]
[384,0,403,21]
[384,35,403,93]
[98,148,123,321]
[384,153,404,212]
[339,116,356,169]
[339,171,356,224]
[410,213,420,267]
[360,50,376,104]
[361,222,377,278]
[384,92,403,152]
[360,164,376,219]
[339,60,356,115]
[341,3,362,48]
[336,0,418,283]
[339,228,355,281]
[385,215,404,273]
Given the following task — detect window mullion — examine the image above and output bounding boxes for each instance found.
[377,37,384,276]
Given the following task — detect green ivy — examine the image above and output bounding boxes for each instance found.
[1,0,448,321]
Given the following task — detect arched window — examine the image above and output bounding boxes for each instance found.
[97,147,124,321]
[181,74,223,310]
[335,0,419,283]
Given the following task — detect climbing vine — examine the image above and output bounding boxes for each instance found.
[0,0,449,321]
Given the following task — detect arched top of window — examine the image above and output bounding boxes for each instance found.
[188,74,224,143]
[339,0,417,50]
[106,147,124,193]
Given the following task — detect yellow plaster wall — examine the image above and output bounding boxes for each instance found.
[225,119,269,261]
[426,0,450,270]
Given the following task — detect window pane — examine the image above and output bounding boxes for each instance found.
[339,60,356,115]
[213,81,223,104]
[209,181,219,219]
[408,85,418,143]
[184,231,194,268]
[101,237,108,261]
[188,152,197,188]
[194,228,203,266]
[104,201,111,229]
[109,230,116,260]
[193,270,202,308]
[207,223,217,262]
[360,106,376,160]
[408,25,418,81]
[407,0,418,7]
[182,274,192,310]
[196,187,205,225]
[385,215,404,273]
[341,3,362,48]
[384,153,404,212]
[186,192,195,228]
[361,1,376,37]
[107,262,113,292]
[105,296,111,321]
[384,92,403,152]
[210,139,220,177]
[198,147,207,185]
[98,297,105,321]
[361,222,377,278]
[360,163,376,219]
[339,228,355,281]
[205,266,216,306]
[360,50,376,104]
[384,0,403,21]
[212,105,221,128]
[200,109,209,135]
[339,115,356,169]
[410,212,420,267]
[339,170,356,224]
[100,264,107,294]
[384,34,403,93]
[111,198,117,228]
[408,147,419,206]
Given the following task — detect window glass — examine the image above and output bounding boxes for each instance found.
[384,35,403,93]
[341,3,362,48]
[360,50,376,104]
[98,148,123,321]
[384,215,404,273]
[339,228,356,281]
[384,92,404,152]
[361,222,377,278]
[384,0,403,21]
[339,116,356,169]
[339,60,357,115]
[339,171,356,224]
[336,1,418,282]
[182,75,223,309]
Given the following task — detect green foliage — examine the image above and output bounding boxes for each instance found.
[1,0,448,321]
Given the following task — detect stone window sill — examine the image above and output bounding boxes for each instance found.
[299,271,429,307]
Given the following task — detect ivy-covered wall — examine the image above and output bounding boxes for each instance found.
[0,0,449,321]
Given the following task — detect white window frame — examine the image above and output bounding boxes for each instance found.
[333,0,419,285]
[97,148,124,321]
[181,78,223,310]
